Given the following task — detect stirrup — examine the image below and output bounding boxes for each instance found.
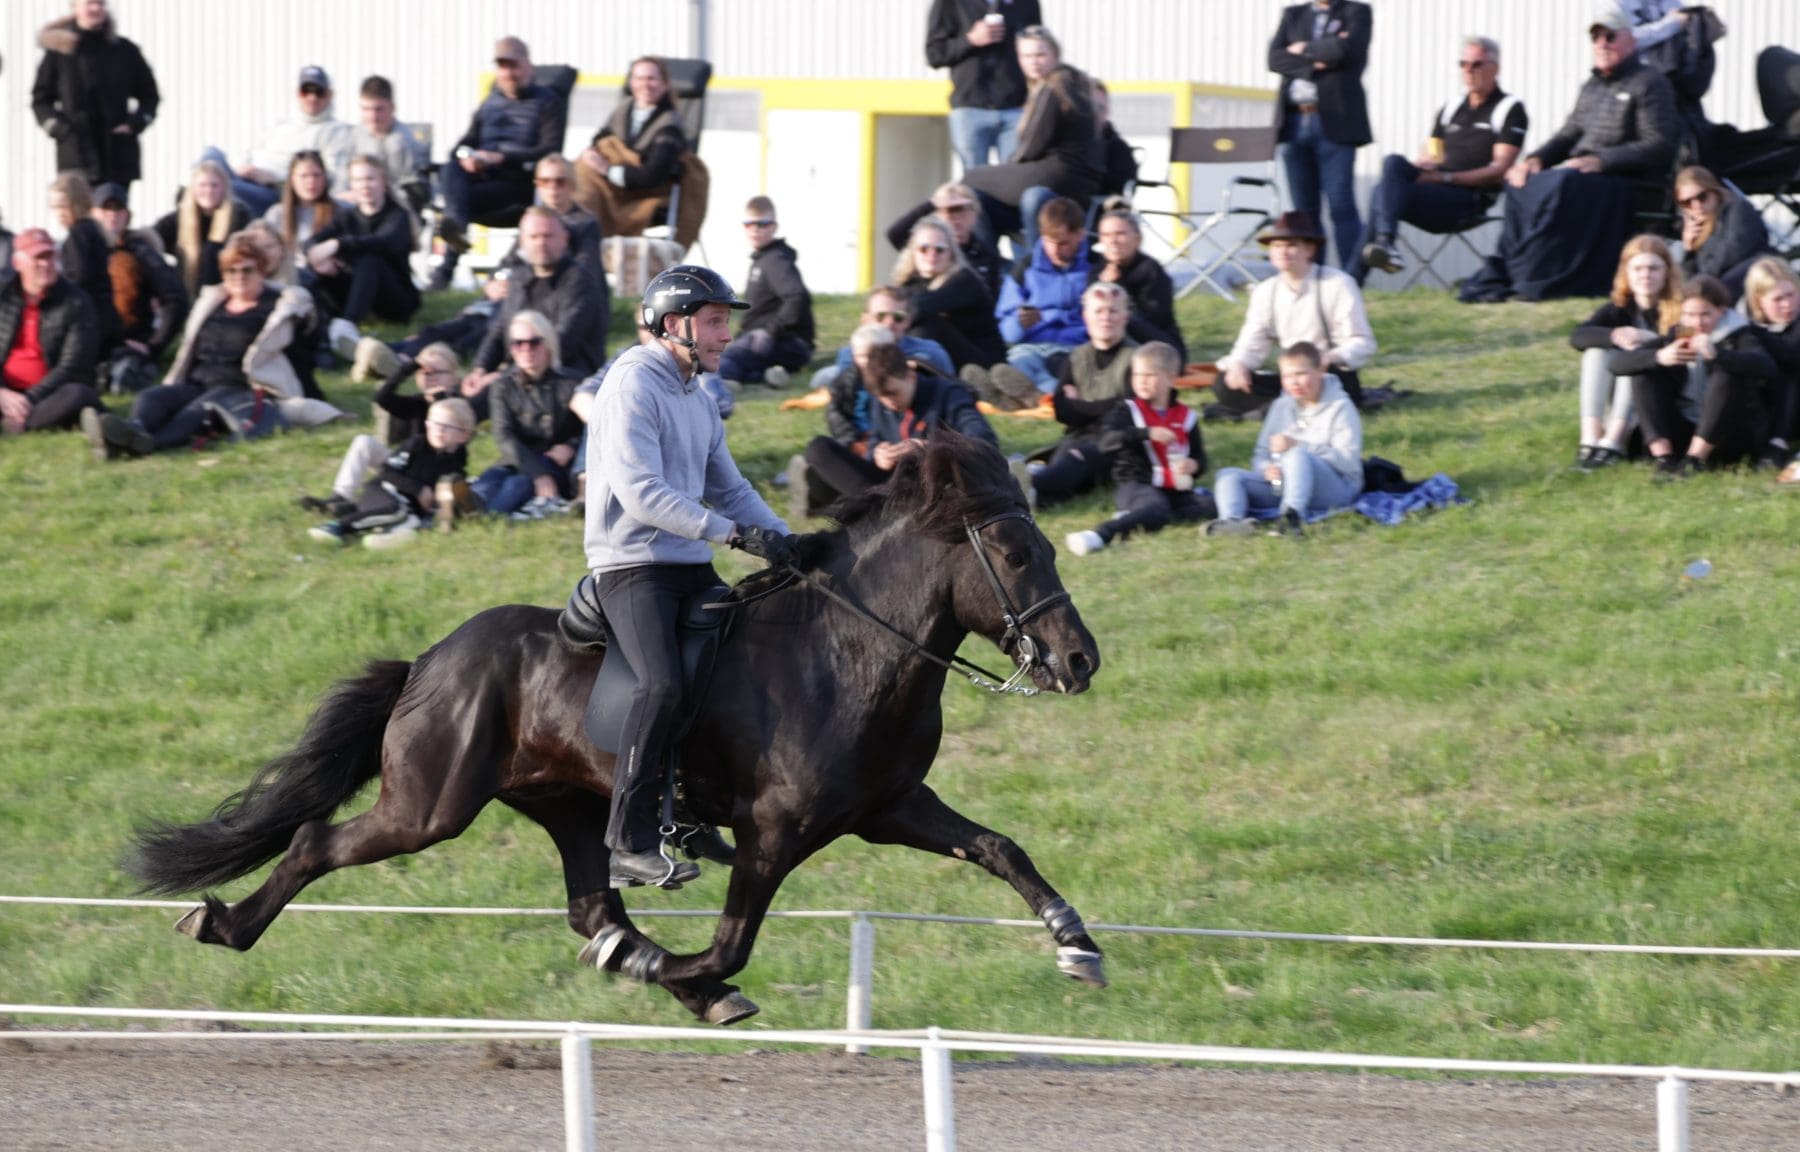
[609,845,700,890]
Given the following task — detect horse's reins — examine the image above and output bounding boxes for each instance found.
[767,511,1072,697]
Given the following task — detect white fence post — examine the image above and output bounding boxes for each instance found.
[561,1031,596,1152]
[846,912,875,1054]
[1657,1073,1690,1152]
[921,1026,956,1152]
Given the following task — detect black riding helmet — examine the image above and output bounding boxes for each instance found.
[640,264,748,338]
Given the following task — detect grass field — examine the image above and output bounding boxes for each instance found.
[1,286,1795,1071]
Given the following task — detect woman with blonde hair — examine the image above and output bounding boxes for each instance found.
[1567,234,1683,470]
[1674,165,1770,298]
[154,157,252,295]
[471,309,585,517]
[892,214,1004,370]
[1741,257,1800,480]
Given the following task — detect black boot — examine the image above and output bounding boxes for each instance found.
[610,846,699,889]
[676,824,737,864]
[607,777,700,889]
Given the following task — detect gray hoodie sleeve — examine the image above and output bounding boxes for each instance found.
[596,381,736,544]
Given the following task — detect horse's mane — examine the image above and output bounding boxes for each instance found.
[827,430,1026,544]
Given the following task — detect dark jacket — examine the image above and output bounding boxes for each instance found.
[154,200,254,293]
[31,16,159,185]
[112,228,189,357]
[61,217,121,350]
[312,197,421,318]
[903,267,1006,369]
[1531,56,1679,180]
[1570,299,1661,352]
[1099,397,1206,487]
[0,276,99,408]
[378,433,469,509]
[455,82,567,180]
[740,239,815,347]
[925,0,1040,112]
[1610,317,1777,396]
[1095,122,1139,198]
[591,95,687,188]
[500,205,602,278]
[868,370,997,448]
[1268,1,1373,147]
[963,64,1100,205]
[476,255,608,375]
[886,202,1002,298]
[375,357,438,445]
[1681,193,1772,292]
[1093,254,1185,363]
[490,364,585,477]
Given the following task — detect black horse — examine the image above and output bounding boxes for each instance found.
[130,434,1104,1024]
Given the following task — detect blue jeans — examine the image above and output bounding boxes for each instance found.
[1006,342,1072,393]
[718,329,813,384]
[1214,452,1360,520]
[948,106,1023,172]
[1349,154,1489,282]
[1281,110,1362,269]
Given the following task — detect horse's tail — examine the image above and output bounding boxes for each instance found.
[127,659,413,895]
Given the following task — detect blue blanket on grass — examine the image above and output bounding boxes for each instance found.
[1243,472,1467,525]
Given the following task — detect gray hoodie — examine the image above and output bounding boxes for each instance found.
[1250,372,1364,488]
[584,343,788,573]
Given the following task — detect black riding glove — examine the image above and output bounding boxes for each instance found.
[730,524,799,568]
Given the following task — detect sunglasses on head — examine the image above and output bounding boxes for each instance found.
[510,336,545,349]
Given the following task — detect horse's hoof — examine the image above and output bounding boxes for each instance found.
[705,991,760,1026]
[174,904,210,941]
[1056,946,1108,988]
[577,925,628,972]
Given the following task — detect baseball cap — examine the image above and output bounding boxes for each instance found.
[15,228,56,258]
[93,182,129,209]
[298,65,331,91]
[1589,3,1631,33]
[494,36,529,65]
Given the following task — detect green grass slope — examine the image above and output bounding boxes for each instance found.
[0,288,1793,1069]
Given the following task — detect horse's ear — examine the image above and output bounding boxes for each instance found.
[920,440,965,500]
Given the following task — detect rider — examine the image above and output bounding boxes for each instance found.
[584,264,799,889]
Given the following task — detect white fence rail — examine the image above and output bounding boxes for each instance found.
[6,893,1796,1058]
[5,1003,1798,1152]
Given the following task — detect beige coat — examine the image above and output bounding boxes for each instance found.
[165,284,346,426]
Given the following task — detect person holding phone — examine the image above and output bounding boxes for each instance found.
[1611,274,1780,477]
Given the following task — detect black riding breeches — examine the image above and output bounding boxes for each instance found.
[585,562,722,854]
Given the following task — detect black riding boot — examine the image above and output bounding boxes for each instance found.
[607,759,700,889]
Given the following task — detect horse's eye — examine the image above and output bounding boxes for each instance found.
[1005,551,1028,570]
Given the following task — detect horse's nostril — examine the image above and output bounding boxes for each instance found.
[1068,651,1093,680]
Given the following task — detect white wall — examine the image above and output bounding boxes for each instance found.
[4,1,1797,292]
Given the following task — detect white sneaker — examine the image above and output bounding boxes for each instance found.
[362,516,422,550]
[328,318,362,363]
[1065,530,1105,556]
[762,365,791,389]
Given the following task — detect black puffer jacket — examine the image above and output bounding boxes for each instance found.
[0,276,99,407]
[1531,57,1679,179]
[475,255,609,375]
[31,16,159,185]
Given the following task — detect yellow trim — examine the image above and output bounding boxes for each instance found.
[860,113,879,288]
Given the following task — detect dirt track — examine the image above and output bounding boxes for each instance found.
[2,1037,1794,1150]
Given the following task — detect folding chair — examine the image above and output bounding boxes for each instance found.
[1396,209,1501,290]
[1134,126,1281,302]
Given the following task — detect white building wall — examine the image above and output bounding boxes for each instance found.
[3,1,1797,292]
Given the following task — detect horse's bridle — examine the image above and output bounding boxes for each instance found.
[780,509,1074,697]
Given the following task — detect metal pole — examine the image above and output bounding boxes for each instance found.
[845,912,875,1053]
[921,1026,956,1152]
[689,0,710,62]
[562,1032,596,1152]
[1657,1074,1690,1152]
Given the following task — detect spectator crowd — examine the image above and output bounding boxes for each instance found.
[6,0,1800,557]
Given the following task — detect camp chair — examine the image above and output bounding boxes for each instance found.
[1133,126,1282,302]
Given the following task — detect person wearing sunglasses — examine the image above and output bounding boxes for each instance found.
[1353,36,1528,285]
[1461,6,1678,303]
[200,66,354,219]
[467,310,586,519]
[717,196,815,390]
[1672,166,1772,299]
[891,215,1005,373]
